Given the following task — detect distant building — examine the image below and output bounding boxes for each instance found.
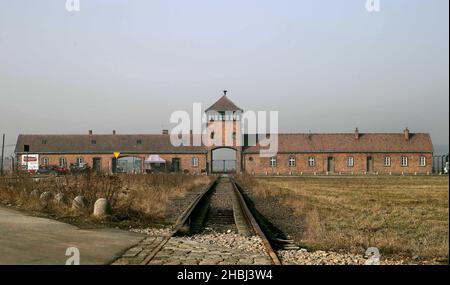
[15,93,433,175]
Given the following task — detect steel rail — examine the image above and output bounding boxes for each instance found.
[140,177,218,265]
[231,179,282,265]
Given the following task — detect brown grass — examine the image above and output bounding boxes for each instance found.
[0,172,211,227]
[239,174,449,261]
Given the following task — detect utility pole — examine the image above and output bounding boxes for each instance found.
[1,134,4,175]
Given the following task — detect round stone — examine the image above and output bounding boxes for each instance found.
[54,193,68,205]
[93,198,112,217]
[40,191,53,202]
[72,196,88,211]
[30,189,40,198]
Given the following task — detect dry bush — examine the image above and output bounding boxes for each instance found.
[118,173,211,219]
[0,172,210,225]
[0,172,122,216]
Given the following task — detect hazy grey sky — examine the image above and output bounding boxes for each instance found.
[0,0,448,155]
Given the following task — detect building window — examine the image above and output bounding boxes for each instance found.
[401,156,408,167]
[192,157,199,167]
[288,156,296,167]
[347,156,354,167]
[232,132,236,139]
[59,157,66,167]
[91,140,96,145]
[210,131,215,139]
[76,157,84,165]
[269,156,277,167]
[308,157,315,167]
[419,156,426,167]
[41,157,49,166]
[41,139,47,144]
[136,140,142,145]
[248,157,253,161]
[384,156,391,167]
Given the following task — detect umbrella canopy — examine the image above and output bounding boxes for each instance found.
[144,155,166,163]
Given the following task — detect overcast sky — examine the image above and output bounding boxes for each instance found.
[0,0,448,155]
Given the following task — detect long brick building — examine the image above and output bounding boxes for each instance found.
[15,94,434,175]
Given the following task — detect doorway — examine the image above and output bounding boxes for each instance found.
[171,158,181,172]
[367,156,374,172]
[327,157,335,173]
[211,148,237,173]
[93,157,102,172]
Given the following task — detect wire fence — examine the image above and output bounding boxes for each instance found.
[432,154,449,174]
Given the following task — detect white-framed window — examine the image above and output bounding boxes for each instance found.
[192,157,199,167]
[419,156,426,167]
[384,156,391,167]
[347,156,354,167]
[59,157,66,167]
[42,157,49,166]
[401,156,408,167]
[269,156,277,167]
[288,156,296,167]
[308,157,315,167]
[76,157,84,165]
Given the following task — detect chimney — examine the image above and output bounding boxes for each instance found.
[162,129,169,135]
[354,128,360,139]
[113,130,116,135]
[89,130,93,135]
[404,127,410,140]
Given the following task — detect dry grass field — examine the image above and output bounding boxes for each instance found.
[240,175,449,262]
[0,173,211,227]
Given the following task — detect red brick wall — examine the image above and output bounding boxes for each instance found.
[243,153,432,175]
[19,152,432,175]
[29,153,208,174]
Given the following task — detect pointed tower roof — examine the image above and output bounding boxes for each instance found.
[205,91,243,112]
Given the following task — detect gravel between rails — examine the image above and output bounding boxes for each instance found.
[202,178,238,233]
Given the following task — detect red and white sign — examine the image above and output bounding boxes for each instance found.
[21,154,39,170]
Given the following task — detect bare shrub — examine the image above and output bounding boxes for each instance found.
[1,172,211,225]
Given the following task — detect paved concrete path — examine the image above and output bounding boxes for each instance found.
[113,236,272,265]
[0,206,145,265]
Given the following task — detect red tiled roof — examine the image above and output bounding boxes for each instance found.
[15,133,433,155]
[15,134,207,154]
[205,95,243,112]
[243,133,433,153]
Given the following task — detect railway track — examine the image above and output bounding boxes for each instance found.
[113,176,282,265]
